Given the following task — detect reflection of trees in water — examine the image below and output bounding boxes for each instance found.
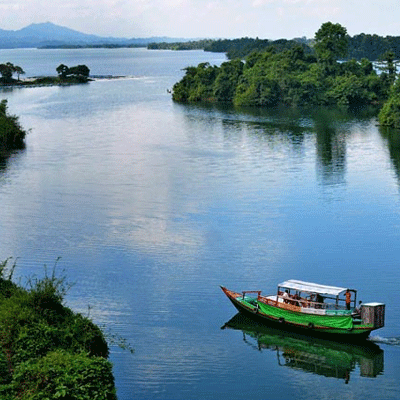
[225,106,349,187]
[0,149,25,176]
[379,126,400,187]
[0,155,6,172]
[184,103,385,188]
[313,109,347,186]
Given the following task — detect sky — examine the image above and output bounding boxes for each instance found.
[0,0,399,40]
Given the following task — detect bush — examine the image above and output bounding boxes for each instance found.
[0,100,26,151]
[0,260,116,399]
[11,350,116,400]
[379,93,400,128]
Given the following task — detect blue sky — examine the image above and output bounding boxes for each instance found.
[0,0,399,39]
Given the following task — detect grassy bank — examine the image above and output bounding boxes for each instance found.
[0,259,117,400]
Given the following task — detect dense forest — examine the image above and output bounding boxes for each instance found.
[149,32,400,62]
[171,22,400,128]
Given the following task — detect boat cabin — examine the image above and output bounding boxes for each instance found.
[277,280,357,311]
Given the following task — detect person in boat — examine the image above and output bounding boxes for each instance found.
[292,292,301,306]
[353,300,362,318]
[315,293,323,309]
[282,290,290,303]
[345,289,351,310]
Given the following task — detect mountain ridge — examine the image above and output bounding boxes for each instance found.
[0,22,187,49]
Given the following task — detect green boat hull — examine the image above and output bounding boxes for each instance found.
[221,287,375,340]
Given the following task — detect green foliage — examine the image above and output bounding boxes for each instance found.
[213,60,244,102]
[0,62,25,84]
[0,99,27,152]
[150,27,400,63]
[10,350,116,400]
[348,33,400,60]
[172,63,218,102]
[0,62,25,83]
[379,80,400,128]
[326,74,377,106]
[56,64,90,82]
[314,22,348,64]
[148,39,215,50]
[172,23,390,110]
[202,37,312,60]
[0,259,116,399]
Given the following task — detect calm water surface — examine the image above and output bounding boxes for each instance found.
[1,48,400,399]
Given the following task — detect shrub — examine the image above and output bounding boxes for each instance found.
[11,350,116,400]
[0,100,26,151]
[0,260,117,399]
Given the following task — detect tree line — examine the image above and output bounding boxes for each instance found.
[172,22,400,128]
[0,63,90,85]
[150,32,400,62]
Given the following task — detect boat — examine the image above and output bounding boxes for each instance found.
[220,280,385,340]
[221,313,384,381]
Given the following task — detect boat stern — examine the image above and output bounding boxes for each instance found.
[361,303,385,329]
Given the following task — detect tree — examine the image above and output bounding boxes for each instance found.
[0,64,13,83]
[376,51,399,84]
[213,60,243,102]
[68,65,90,78]
[379,78,400,128]
[56,64,69,78]
[13,65,25,81]
[0,63,25,83]
[314,22,348,65]
[56,64,90,81]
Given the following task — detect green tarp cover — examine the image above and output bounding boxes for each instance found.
[257,301,353,330]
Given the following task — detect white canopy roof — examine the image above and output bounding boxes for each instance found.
[278,280,350,296]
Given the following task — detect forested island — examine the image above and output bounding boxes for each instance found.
[0,63,91,87]
[171,22,400,128]
[0,259,116,399]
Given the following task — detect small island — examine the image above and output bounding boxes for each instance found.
[0,259,117,399]
[0,62,91,87]
[171,22,400,128]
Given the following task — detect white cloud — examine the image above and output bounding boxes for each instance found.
[0,0,399,39]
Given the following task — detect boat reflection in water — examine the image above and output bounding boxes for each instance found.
[222,314,384,383]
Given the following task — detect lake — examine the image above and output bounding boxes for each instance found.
[1,47,400,399]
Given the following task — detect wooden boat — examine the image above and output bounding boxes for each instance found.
[221,280,385,340]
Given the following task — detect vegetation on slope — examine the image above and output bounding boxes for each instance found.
[0,259,117,400]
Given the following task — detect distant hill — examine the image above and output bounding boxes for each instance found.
[0,22,187,49]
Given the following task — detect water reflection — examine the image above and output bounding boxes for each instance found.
[181,104,384,188]
[379,125,400,186]
[313,109,347,186]
[222,314,384,383]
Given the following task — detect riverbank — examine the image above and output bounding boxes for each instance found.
[0,259,117,399]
